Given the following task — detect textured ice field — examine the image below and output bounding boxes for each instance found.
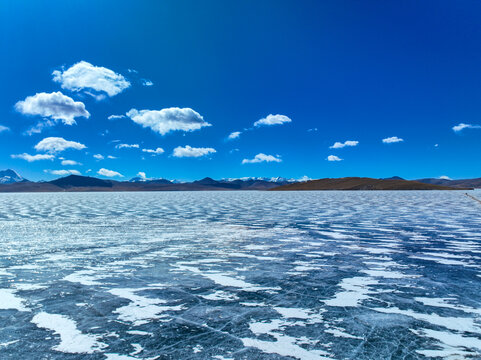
[0,190,481,359]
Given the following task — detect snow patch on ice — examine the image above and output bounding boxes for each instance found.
[415,297,481,315]
[413,328,481,358]
[323,277,378,307]
[175,265,280,292]
[130,343,143,356]
[372,306,481,333]
[199,290,238,301]
[109,288,183,325]
[14,283,48,291]
[192,344,203,353]
[360,269,417,279]
[63,269,109,286]
[0,269,14,276]
[0,289,30,311]
[126,330,154,337]
[241,336,330,360]
[273,307,324,323]
[31,312,106,354]
[325,328,362,339]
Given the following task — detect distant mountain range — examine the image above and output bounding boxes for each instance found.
[0,169,477,192]
[0,172,296,192]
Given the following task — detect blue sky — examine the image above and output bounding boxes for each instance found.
[1,0,481,181]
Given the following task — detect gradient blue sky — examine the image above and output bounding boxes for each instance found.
[1,0,481,181]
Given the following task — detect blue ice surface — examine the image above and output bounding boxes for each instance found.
[0,190,480,359]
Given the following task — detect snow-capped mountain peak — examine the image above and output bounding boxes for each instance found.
[0,169,25,184]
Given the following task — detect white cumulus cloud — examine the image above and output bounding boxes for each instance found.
[173,145,216,158]
[126,108,211,135]
[97,168,123,177]
[452,123,481,132]
[48,169,81,176]
[439,175,451,180]
[228,131,241,140]
[137,172,147,179]
[254,114,292,127]
[142,147,164,155]
[242,153,282,164]
[52,61,130,98]
[382,136,404,144]
[142,79,154,86]
[329,140,359,149]
[15,92,90,125]
[116,143,139,149]
[35,137,86,153]
[93,154,104,160]
[0,125,9,132]
[11,153,55,162]
[327,155,342,161]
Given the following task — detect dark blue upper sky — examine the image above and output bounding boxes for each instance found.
[1,0,480,181]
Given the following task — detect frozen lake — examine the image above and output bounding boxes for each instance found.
[0,191,480,359]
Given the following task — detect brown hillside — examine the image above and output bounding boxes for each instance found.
[271,177,469,191]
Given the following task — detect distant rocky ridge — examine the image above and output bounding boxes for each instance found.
[416,177,481,189]
[271,177,471,191]
[0,169,477,192]
[382,176,404,180]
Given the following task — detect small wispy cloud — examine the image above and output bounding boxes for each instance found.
[329,140,359,149]
[0,125,9,133]
[382,136,404,144]
[228,131,241,140]
[452,123,481,132]
[108,114,126,120]
[24,120,57,136]
[327,155,342,161]
[61,160,81,166]
[116,143,139,149]
[11,153,55,162]
[142,147,164,155]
